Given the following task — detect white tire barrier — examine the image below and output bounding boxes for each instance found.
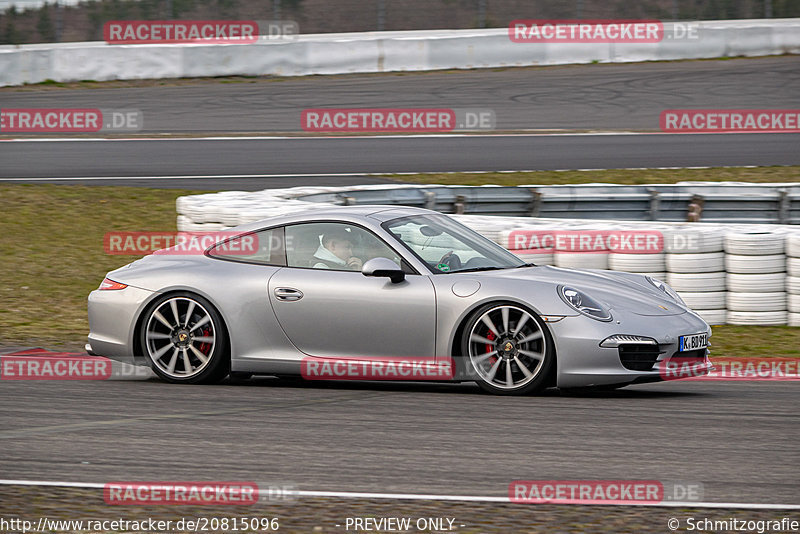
[662,227,723,253]
[787,234,800,257]
[790,313,800,327]
[727,273,787,293]
[514,253,555,265]
[501,228,549,251]
[628,272,667,279]
[554,253,608,270]
[727,311,788,326]
[789,294,800,313]
[789,258,800,277]
[176,215,192,232]
[695,309,727,326]
[678,291,727,310]
[724,231,785,255]
[726,254,786,274]
[667,272,726,292]
[788,277,800,295]
[666,252,725,273]
[608,253,666,273]
[727,292,786,312]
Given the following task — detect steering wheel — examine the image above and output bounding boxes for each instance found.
[438,250,462,271]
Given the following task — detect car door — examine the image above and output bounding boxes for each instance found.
[268,221,436,359]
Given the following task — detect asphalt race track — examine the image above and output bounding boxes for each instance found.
[1,56,799,514]
[1,56,797,133]
[1,133,799,189]
[2,56,798,189]
[0,374,798,505]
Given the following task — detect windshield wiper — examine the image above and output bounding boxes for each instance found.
[452,266,508,273]
[513,262,538,268]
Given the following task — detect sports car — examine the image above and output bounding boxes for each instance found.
[87,206,712,395]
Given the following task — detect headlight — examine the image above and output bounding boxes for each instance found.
[558,286,612,321]
[646,276,686,305]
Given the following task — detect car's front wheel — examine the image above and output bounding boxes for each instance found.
[461,303,554,395]
[140,292,229,384]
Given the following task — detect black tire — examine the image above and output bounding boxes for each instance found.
[139,292,230,384]
[459,302,555,395]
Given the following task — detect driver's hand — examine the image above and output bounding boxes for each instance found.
[439,250,454,263]
[347,256,363,270]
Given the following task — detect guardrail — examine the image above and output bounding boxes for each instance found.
[301,183,800,224]
[2,18,799,86]
[175,182,800,326]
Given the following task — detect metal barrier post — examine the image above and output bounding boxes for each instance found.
[454,195,467,214]
[648,189,661,221]
[528,189,542,217]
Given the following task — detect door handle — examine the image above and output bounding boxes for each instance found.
[274,287,304,301]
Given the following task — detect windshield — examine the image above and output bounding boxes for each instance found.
[383,214,526,274]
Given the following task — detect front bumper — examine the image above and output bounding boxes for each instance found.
[550,308,712,388]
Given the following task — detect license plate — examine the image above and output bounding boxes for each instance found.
[679,333,708,352]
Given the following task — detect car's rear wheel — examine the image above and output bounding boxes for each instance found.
[141,292,229,384]
[461,303,554,395]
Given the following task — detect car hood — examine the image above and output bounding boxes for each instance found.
[475,265,687,316]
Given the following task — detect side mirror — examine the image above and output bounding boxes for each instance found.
[362,258,405,284]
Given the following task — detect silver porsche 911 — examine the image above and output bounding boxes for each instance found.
[87,206,711,395]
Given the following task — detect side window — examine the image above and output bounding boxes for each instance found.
[285,222,402,271]
[207,227,286,266]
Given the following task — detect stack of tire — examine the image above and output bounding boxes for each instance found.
[788,233,800,327]
[607,237,666,279]
[724,230,787,326]
[498,226,555,265]
[663,226,726,325]
[553,227,609,271]
[455,215,517,246]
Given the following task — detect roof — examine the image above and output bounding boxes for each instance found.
[230,204,436,232]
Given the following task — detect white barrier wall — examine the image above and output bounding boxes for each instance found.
[175,183,800,326]
[2,19,799,86]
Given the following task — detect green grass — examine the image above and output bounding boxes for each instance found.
[386,165,800,186]
[710,326,800,358]
[0,184,203,349]
[0,180,798,356]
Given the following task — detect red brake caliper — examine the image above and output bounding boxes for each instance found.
[485,331,497,365]
[197,326,212,356]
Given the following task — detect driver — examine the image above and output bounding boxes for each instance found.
[311,229,363,270]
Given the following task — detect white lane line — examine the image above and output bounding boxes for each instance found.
[0,131,782,142]
[0,480,798,509]
[0,132,646,142]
